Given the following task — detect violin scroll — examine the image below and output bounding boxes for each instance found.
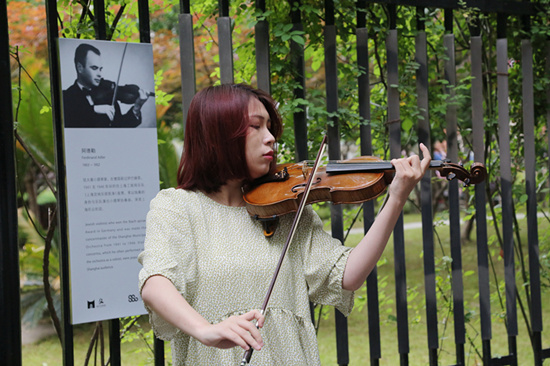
[437,161,487,186]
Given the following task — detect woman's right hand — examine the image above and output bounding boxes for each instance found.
[196,310,265,351]
[141,276,264,351]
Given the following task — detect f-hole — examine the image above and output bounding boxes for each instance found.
[291,177,321,192]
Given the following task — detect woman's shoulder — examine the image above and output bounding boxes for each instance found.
[149,188,202,211]
[146,189,208,228]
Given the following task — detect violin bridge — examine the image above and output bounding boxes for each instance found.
[301,161,309,180]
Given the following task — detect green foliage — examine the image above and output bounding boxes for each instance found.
[18,208,61,327]
[157,122,181,189]
[118,316,174,364]
[153,69,175,107]
[13,60,55,171]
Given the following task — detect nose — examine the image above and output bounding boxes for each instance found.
[264,128,275,146]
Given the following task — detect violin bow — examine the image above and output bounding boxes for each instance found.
[239,135,328,366]
[110,43,128,106]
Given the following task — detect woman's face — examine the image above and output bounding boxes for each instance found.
[245,98,275,180]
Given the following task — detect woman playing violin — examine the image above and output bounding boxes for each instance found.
[138,83,431,365]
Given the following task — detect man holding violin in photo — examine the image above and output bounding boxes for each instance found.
[62,43,151,128]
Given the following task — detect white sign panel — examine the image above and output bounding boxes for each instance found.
[58,38,159,324]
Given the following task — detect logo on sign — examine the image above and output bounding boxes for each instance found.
[128,294,139,302]
[87,298,106,309]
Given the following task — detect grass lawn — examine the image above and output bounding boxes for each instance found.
[22,212,550,365]
[317,213,550,365]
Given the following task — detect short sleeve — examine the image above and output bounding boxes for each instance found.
[137,189,197,340]
[300,207,354,316]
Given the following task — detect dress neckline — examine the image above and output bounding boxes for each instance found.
[197,190,248,211]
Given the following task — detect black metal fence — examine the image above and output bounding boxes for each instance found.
[1,0,549,365]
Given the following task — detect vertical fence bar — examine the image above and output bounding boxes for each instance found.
[218,0,234,85]
[543,35,550,366]
[548,39,550,205]
[179,0,196,128]
[443,9,466,365]
[496,13,518,366]
[290,0,308,161]
[386,6,409,365]
[0,2,22,365]
[139,2,166,365]
[255,0,271,94]
[93,0,107,40]
[324,0,338,156]
[45,0,75,363]
[357,2,380,364]
[138,0,151,43]
[324,0,348,364]
[470,20,493,365]
[109,320,121,366]
[521,33,544,366]
[415,8,438,366]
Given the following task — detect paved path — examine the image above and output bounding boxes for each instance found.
[342,212,545,236]
[341,220,424,236]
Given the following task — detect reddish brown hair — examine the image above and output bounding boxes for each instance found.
[177,84,282,193]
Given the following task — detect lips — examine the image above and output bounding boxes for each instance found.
[263,151,274,160]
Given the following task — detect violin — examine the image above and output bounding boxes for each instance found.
[243,156,487,219]
[91,79,155,105]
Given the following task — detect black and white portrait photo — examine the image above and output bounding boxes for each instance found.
[58,39,156,128]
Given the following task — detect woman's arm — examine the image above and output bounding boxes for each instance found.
[342,144,431,291]
[141,275,265,351]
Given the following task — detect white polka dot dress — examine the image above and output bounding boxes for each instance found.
[138,188,354,365]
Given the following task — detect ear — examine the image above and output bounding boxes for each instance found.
[76,62,84,74]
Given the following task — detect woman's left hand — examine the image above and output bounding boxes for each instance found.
[387,143,431,205]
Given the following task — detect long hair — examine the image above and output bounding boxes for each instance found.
[177,84,282,193]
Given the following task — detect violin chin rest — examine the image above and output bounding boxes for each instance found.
[254,216,279,238]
